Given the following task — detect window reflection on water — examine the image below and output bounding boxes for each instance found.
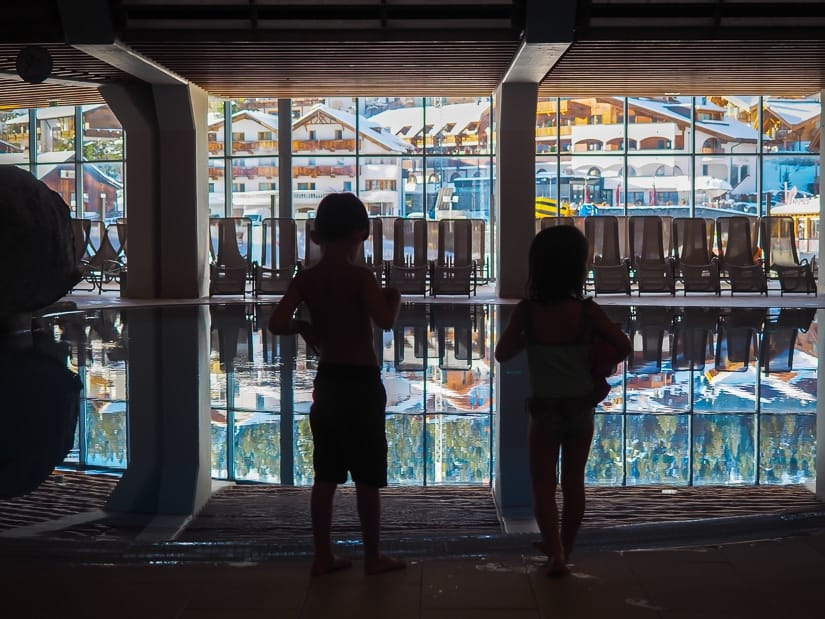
[53,303,816,487]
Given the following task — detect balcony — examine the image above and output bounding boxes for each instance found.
[292,138,356,152]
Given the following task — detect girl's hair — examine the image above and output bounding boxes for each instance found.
[527,225,589,303]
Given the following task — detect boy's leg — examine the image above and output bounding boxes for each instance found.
[528,416,566,574]
[310,480,352,576]
[559,417,595,562]
[355,483,406,575]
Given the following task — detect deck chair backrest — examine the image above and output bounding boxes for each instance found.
[761,216,802,267]
[585,215,622,266]
[426,220,439,262]
[673,218,712,265]
[260,218,297,271]
[363,217,384,268]
[716,216,756,266]
[71,218,92,263]
[540,217,575,230]
[393,218,428,267]
[393,304,431,370]
[438,219,473,267]
[300,218,322,268]
[629,216,665,266]
[90,222,127,267]
[470,219,486,279]
[212,217,251,267]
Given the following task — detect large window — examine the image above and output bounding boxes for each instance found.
[208,96,495,271]
[536,94,821,260]
[0,104,125,221]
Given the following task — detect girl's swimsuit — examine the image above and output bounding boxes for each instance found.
[523,299,596,441]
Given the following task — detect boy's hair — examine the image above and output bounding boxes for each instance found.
[313,192,369,242]
[527,225,589,303]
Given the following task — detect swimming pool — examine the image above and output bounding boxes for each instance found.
[48,303,817,488]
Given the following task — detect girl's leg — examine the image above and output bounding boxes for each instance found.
[528,417,564,566]
[559,416,595,561]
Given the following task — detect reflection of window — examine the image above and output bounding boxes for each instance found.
[232,183,245,192]
[257,131,272,140]
[297,182,316,190]
[232,132,244,141]
[259,182,276,190]
[343,181,352,191]
[208,182,215,192]
[335,129,343,140]
[208,132,217,141]
[309,130,316,140]
[365,180,397,191]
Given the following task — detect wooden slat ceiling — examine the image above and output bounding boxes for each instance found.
[2,1,825,108]
[540,40,825,97]
[0,44,130,109]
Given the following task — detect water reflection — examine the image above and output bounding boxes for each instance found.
[45,303,817,487]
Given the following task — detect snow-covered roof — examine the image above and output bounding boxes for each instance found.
[369,100,490,142]
[764,98,821,127]
[209,109,280,133]
[295,104,412,152]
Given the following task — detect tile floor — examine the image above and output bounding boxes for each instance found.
[3,532,825,618]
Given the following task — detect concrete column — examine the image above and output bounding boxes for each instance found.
[278,99,293,219]
[101,82,209,299]
[106,305,212,515]
[493,304,533,519]
[495,82,538,298]
[817,90,825,501]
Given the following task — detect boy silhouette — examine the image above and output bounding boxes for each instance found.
[269,193,406,576]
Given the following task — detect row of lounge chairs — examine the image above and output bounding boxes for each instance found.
[210,303,812,376]
[541,215,817,296]
[601,305,815,374]
[71,219,128,294]
[210,216,488,298]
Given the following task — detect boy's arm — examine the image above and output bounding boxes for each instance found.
[268,279,309,335]
[494,303,526,362]
[362,272,400,330]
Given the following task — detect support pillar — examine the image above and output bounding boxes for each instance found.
[102,82,209,299]
[494,82,538,299]
[106,306,212,515]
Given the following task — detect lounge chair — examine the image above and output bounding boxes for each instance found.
[715,216,767,295]
[760,308,815,373]
[210,303,253,372]
[760,216,817,294]
[431,219,476,297]
[628,215,675,295]
[387,218,429,294]
[715,308,765,372]
[538,216,575,234]
[254,218,298,296]
[672,307,719,371]
[84,221,127,294]
[628,306,676,373]
[70,218,95,291]
[432,304,485,370]
[361,217,385,283]
[470,219,488,284]
[209,217,252,296]
[584,215,631,295]
[672,217,720,295]
[393,303,431,371]
[299,217,322,270]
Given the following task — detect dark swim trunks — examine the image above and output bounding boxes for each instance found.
[309,362,388,487]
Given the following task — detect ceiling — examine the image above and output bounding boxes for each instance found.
[1,1,825,109]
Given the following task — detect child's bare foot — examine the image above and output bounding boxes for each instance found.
[311,554,353,577]
[546,555,570,578]
[364,554,407,575]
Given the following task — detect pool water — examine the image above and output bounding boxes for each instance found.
[48,303,817,487]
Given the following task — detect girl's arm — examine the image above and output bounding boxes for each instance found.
[590,302,632,363]
[494,302,527,362]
